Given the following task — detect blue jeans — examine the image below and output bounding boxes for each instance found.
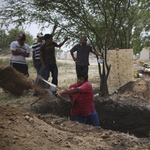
[34,60,45,93]
[34,59,44,76]
[44,63,58,86]
[74,110,100,127]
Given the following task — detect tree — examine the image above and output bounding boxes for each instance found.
[132,0,150,52]
[0,28,34,52]
[7,28,34,46]
[0,29,8,49]
[0,0,148,96]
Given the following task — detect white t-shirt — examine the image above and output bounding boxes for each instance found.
[10,41,30,64]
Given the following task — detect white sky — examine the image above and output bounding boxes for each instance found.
[0,0,51,38]
[27,25,69,51]
[25,24,53,38]
[0,0,69,51]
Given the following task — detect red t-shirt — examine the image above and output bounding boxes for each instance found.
[68,82,95,116]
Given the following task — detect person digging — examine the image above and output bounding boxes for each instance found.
[56,72,100,127]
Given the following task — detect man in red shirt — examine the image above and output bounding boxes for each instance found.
[56,72,100,127]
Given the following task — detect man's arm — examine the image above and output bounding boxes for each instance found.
[56,87,81,98]
[114,48,119,51]
[32,51,36,67]
[11,50,21,56]
[40,51,46,70]
[92,50,102,56]
[70,50,78,62]
[56,37,68,48]
[11,49,29,57]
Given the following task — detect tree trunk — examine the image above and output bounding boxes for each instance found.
[99,61,109,96]
[98,47,111,97]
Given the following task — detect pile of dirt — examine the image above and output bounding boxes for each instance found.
[0,104,150,150]
[0,66,33,95]
[118,72,150,101]
[0,66,47,96]
[1,66,150,149]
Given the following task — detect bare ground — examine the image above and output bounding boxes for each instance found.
[0,59,150,150]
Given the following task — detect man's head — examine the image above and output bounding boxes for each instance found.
[44,34,53,43]
[77,72,88,86]
[17,33,26,46]
[80,35,87,43]
[37,32,44,42]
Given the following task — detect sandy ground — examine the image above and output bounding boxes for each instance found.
[0,55,150,149]
[1,103,150,150]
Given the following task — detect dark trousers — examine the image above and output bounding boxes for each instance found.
[76,64,88,77]
[10,62,29,77]
[44,63,58,86]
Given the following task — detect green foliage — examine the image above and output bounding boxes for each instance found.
[1,0,149,53]
[0,29,8,49]
[0,0,133,50]
[7,28,34,46]
[0,28,34,52]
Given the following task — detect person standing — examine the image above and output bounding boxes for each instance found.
[40,34,68,86]
[32,25,57,77]
[10,33,30,77]
[32,32,44,77]
[70,35,102,77]
[56,72,100,127]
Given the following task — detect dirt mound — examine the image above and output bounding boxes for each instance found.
[1,65,150,149]
[0,66,33,95]
[0,104,150,150]
[0,66,47,96]
[119,73,150,100]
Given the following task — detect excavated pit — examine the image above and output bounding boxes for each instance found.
[31,96,150,138]
[1,66,150,139]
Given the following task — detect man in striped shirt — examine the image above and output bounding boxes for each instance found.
[70,35,102,77]
[32,32,44,77]
[56,72,100,127]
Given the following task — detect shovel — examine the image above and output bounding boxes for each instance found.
[30,76,69,106]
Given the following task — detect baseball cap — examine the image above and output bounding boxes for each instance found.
[37,32,44,37]
[80,35,87,43]
[18,33,26,41]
